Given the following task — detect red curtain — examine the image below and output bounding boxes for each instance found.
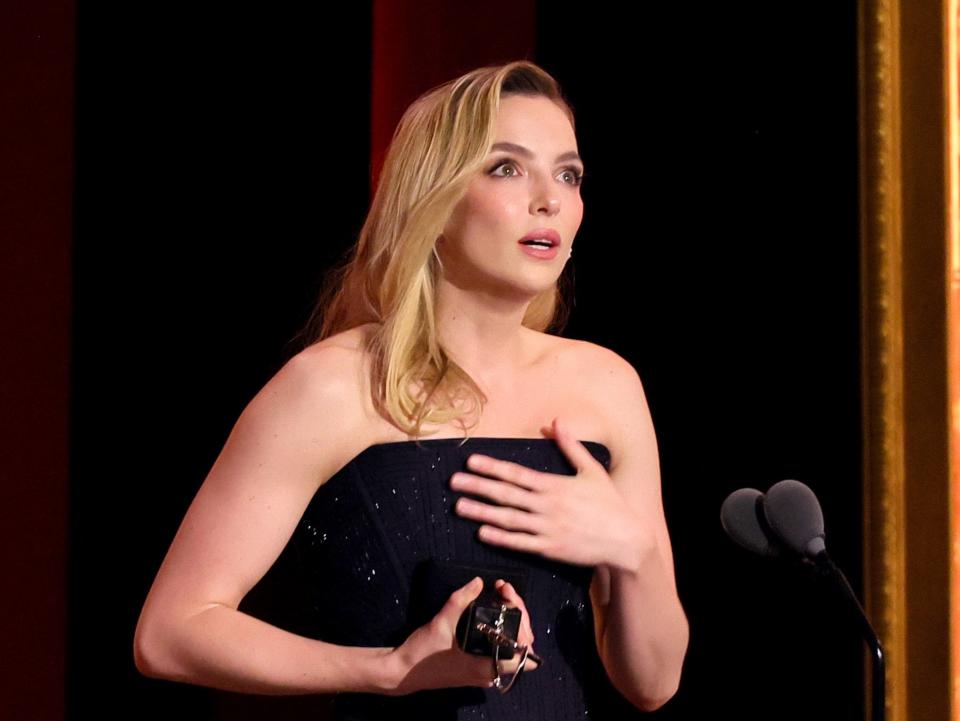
[370,0,537,194]
[0,2,75,720]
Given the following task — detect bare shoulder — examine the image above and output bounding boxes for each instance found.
[544,334,645,398]
[248,325,378,480]
[302,322,377,354]
[268,331,366,412]
[284,322,381,392]
[547,336,653,470]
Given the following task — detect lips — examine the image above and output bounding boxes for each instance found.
[518,228,561,247]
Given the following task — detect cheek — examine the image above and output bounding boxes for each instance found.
[548,201,580,245]
[568,196,584,227]
[472,182,518,212]
[458,191,521,237]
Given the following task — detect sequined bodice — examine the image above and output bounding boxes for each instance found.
[289,437,642,720]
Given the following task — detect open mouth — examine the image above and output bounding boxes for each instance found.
[519,239,557,249]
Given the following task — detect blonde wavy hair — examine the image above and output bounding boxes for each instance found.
[294,60,578,440]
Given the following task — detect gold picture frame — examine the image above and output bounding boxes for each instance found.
[859,0,955,719]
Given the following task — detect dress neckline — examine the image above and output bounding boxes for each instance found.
[323,437,613,491]
[360,436,611,456]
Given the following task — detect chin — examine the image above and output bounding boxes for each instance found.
[506,279,561,301]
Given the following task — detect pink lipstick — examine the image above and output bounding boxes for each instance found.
[518,228,561,259]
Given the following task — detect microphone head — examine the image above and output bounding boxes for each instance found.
[762,479,826,559]
[720,488,781,557]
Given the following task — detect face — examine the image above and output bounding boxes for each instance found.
[437,94,584,298]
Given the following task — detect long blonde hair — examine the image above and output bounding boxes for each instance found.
[295,60,578,439]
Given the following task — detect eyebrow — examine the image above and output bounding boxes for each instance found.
[489,142,583,165]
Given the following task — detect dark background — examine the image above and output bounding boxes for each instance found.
[68,2,860,719]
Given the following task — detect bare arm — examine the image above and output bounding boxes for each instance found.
[133,347,401,695]
[587,348,689,711]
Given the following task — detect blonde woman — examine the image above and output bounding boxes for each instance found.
[134,60,688,719]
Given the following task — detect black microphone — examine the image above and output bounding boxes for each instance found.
[762,479,826,558]
[721,479,885,721]
[719,488,781,557]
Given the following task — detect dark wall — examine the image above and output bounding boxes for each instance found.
[73,3,861,720]
[539,4,862,719]
[72,6,374,720]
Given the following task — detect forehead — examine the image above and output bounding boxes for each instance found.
[492,95,577,149]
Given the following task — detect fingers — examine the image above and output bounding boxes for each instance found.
[495,579,522,610]
[494,579,539,671]
[495,580,532,636]
[437,577,483,632]
[450,576,484,611]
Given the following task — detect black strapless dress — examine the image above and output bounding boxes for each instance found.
[289,437,643,720]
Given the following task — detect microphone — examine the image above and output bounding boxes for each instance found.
[720,479,885,721]
[762,479,826,559]
[719,488,781,557]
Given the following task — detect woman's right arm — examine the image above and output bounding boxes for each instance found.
[132,346,403,695]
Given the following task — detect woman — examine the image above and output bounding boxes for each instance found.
[134,60,688,719]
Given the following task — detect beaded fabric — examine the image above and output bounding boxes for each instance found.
[290,437,643,720]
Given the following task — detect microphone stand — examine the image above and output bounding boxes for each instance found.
[812,552,885,721]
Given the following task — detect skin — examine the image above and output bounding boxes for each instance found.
[432,94,584,385]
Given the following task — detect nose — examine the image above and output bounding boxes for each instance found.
[530,180,560,216]
[535,197,560,216]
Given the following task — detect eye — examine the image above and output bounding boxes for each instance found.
[488,160,519,177]
[488,158,586,187]
[559,167,586,186]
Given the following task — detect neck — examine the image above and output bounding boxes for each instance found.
[434,282,534,388]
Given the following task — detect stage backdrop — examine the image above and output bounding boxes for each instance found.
[66,3,868,720]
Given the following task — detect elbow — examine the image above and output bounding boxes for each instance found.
[632,614,689,710]
[133,619,160,678]
[610,633,688,712]
[133,637,157,678]
[630,679,680,712]
[615,668,681,713]
[133,614,175,680]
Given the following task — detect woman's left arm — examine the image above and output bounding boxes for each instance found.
[586,352,689,712]
[449,348,688,710]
